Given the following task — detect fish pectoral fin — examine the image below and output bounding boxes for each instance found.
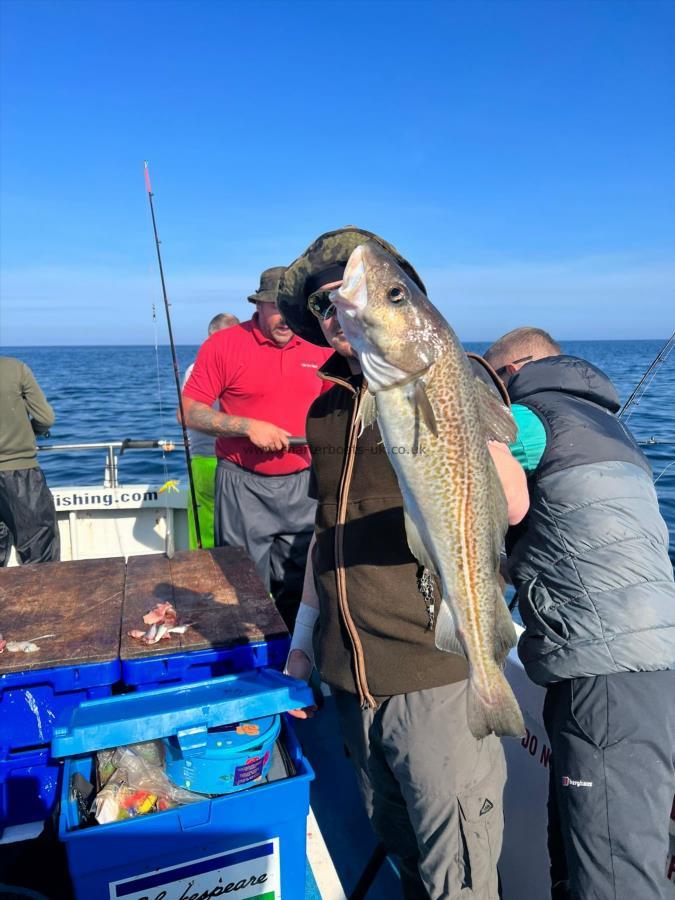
[403,511,437,575]
[494,588,517,666]
[358,390,378,434]
[413,380,438,437]
[475,377,517,444]
[434,601,466,657]
[401,514,462,657]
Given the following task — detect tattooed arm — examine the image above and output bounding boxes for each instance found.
[182,396,249,436]
[181,396,291,451]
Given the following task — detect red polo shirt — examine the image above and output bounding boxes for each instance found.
[183,317,332,475]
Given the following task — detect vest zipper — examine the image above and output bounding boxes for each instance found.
[334,381,377,709]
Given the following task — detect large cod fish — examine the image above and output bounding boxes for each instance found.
[331,241,525,739]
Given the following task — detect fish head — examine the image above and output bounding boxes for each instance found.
[331,240,447,391]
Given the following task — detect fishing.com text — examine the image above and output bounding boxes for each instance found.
[54,490,159,508]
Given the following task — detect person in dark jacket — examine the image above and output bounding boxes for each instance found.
[484,327,675,900]
[278,229,529,900]
[0,356,60,566]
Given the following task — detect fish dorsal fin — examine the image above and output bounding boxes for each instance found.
[403,510,437,575]
[434,602,466,657]
[475,378,517,444]
[413,379,438,437]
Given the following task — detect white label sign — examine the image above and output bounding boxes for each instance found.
[52,485,187,511]
[109,838,280,900]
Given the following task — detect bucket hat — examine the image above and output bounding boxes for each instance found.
[247,266,287,304]
[277,227,426,347]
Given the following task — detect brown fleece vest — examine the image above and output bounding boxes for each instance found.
[306,354,469,701]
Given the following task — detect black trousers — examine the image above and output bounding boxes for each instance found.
[0,467,60,566]
[543,670,675,900]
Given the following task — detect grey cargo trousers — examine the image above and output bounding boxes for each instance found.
[334,680,506,900]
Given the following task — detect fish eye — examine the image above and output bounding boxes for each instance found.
[388,285,406,303]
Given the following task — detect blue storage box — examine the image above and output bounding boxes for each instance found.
[0,659,120,755]
[54,668,315,900]
[121,635,290,691]
[0,659,120,828]
[0,747,61,828]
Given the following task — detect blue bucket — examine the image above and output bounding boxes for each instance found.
[164,714,281,795]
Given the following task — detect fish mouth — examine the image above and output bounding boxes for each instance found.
[330,245,367,317]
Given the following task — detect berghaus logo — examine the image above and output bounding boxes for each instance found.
[562,776,593,788]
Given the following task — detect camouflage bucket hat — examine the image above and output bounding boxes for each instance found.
[277,227,427,346]
[247,266,287,304]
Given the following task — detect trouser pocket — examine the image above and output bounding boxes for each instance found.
[458,791,501,896]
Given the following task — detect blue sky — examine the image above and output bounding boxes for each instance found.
[1,0,673,345]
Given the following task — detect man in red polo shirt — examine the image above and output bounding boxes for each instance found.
[181,266,331,627]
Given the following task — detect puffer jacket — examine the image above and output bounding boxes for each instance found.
[506,355,675,686]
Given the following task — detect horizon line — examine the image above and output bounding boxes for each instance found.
[0,338,669,349]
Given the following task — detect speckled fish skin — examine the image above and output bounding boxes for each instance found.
[332,241,525,739]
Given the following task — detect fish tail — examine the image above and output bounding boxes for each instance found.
[467,670,525,740]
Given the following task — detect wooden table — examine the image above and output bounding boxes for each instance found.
[0,557,125,675]
[0,548,288,671]
[120,547,288,660]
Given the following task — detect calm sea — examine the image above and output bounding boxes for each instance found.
[3,341,674,556]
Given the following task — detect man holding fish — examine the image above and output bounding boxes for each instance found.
[278,228,529,900]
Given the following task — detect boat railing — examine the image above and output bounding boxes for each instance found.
[37,439,176,488]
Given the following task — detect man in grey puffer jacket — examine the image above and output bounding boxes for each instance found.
[485,328,675,900]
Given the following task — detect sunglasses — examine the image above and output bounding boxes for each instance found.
[494,355,533,378]
[307,289,337,321]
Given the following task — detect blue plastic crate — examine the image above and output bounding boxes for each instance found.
[121,635,290,691]
[0,747,61,828]
[54,669,315,900]
[0,659,120,756]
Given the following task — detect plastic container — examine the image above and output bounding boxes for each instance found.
[164,713,281,794]
[54,668,315,900]
[121,635,290,691]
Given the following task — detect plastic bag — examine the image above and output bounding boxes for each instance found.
[96,748,116,788]
[123,739,166,768]
[93,740,202,824]
[96,741,164,790]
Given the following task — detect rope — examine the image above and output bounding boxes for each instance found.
[654,460,675,485]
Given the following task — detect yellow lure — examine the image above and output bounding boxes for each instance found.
[159,479,180,494]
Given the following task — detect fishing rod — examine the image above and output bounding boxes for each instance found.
[618,331,675,423]
[143,161,203,549]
